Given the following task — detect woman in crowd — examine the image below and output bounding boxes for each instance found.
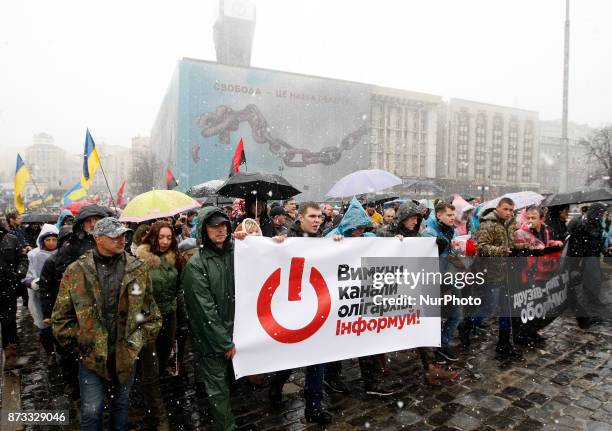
[24,223,59,364]
[136,220,181,430]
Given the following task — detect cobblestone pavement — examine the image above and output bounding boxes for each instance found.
[2,304,611,431]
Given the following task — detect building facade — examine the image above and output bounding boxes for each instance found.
[437,99,540,197]
[369,87,441,180]
[538,120,593,194]
[24,133,66,193]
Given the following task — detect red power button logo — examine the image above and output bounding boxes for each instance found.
[257,257,331,343]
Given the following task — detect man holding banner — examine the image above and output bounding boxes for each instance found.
[267,202,333,424]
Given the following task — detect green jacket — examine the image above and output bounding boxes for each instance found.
[52,250,162,383]
[181,207,235,356]
[136,244,179,315]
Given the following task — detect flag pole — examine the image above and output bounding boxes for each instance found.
[98,159,117,209]
[23,161,49,211]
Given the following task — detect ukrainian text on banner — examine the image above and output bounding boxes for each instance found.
[233,236,440,378]
[508,248,569,326]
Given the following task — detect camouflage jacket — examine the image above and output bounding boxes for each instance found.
[52,250,161,384]
[474,209,514,283]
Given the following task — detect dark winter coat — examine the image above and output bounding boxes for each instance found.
[136,244,179,316]
[376,201,423,238]
[287,220,322,238]
[568,203,607,258]
[546,206,569,242]
[39,225,73,319]
[181,207,235,355]
[0,225,29,298]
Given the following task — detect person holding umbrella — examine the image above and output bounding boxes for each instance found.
[233,194,275,237]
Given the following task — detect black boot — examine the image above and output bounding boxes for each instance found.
[496,331,523,360]
[457,321,471,348]
[268,384,283,407]
[305,407,332,424]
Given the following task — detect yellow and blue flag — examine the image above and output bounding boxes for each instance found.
[14,154,31,213]
[29,194,54,209]
[81,129,100,190]
[62,182,87,206]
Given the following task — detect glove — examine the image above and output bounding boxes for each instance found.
[436,236,448,254]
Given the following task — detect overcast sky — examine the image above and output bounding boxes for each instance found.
[1,0,611,161]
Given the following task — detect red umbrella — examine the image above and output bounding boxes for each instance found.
[63,200,94,215]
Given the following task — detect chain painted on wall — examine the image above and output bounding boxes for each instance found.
[197,104,369,168]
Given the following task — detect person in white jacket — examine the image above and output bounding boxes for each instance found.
[24,223,59,364]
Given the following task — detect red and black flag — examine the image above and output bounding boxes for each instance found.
[229,138,246,177]
[165,169,178,190]
[116,180,126,206]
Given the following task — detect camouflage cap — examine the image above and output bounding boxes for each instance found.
[92,217,132,238]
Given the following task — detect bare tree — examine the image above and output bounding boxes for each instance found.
[129,149,163,195]
[581,126,612,188]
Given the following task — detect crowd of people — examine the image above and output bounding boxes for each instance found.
[0,193,610,430]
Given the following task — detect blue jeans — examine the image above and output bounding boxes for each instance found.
[271,364,325,411]
[79,362,134,431]
[441,299,463,349]
[469,283,511,333]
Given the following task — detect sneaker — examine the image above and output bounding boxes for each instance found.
[436,347,458,362]
[324,376,349,394]
[425,363,459,386]
[364,382,396,397]
[305,408,332,424]
[433,351,447,365]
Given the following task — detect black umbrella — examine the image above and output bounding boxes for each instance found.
[363,193,399,206]
[216,172,301,200]
[21,212,58,224]
[541,188,612,207]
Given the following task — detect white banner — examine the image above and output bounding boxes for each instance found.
[232,236,440,378]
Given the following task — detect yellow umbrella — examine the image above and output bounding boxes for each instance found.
[119,190,200,223]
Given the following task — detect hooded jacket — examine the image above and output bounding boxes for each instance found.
[136,244,179,315]
[26,223,59,281]
[181,207,235,355]
[568,202,607,257]
[52,249,162,383]
[325,197,375,238]
[56,209,74,229]
[376,201,423,237]
[39,225,72,319]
